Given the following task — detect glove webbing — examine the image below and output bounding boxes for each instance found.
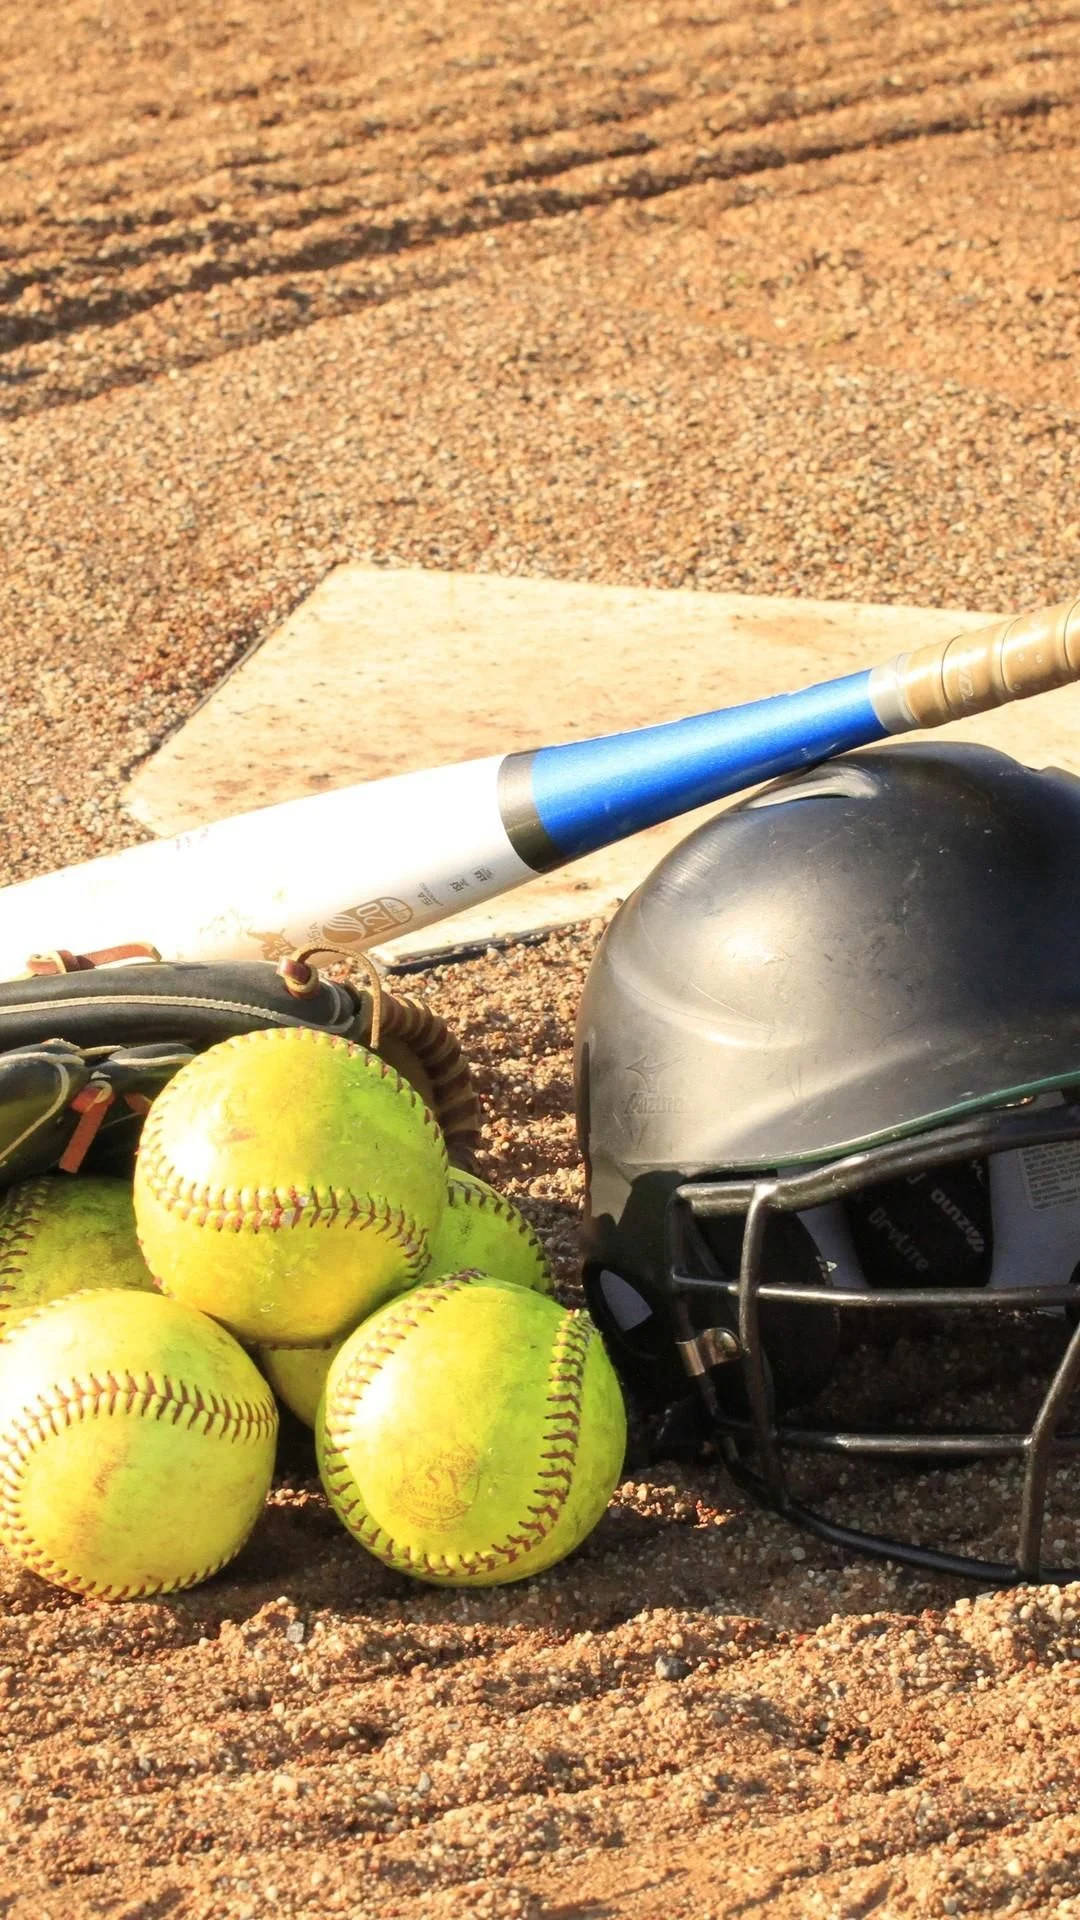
[377,989,481,1171]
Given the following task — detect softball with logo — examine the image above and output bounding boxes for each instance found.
[315,1272,626,1586]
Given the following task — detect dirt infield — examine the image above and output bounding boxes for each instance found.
[2,3,1080,1917]
[4,927,1079,1920]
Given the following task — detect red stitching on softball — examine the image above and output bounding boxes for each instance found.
[138,1030,444,1283]
[0,1368,278,1599]
[446,1174,551,1274]
[0,1181,51,1335]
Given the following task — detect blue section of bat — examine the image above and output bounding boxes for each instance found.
[523,669,890,861]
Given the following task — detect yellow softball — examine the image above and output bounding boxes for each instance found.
[258,1337,340,1427]
[316,1273,626,1586]
[133,1027,449,1346]
[423,1170,553,1293]
[0,1176,153,1339]
[0,1289,278,1599]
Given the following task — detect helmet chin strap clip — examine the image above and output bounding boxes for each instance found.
[676,1323,742,1427]
[676,1325,740,1376]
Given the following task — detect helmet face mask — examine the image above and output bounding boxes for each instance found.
[576,743,1080,1585]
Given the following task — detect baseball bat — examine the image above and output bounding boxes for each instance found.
[1,596,1077,975]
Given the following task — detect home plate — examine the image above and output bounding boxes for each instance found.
[125,569,1080,964]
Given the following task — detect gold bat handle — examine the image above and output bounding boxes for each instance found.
[874,597,1080,731]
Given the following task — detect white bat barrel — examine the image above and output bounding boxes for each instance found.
[0,757,528,976]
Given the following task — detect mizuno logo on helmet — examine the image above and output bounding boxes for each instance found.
[626,1090,685,1116]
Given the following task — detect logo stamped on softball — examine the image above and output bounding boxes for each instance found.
[390,1444,482,1527]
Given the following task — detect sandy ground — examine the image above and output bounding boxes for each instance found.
[2,3,1080,1916]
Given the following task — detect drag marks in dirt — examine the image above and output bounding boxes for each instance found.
[3,0,1080,416]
